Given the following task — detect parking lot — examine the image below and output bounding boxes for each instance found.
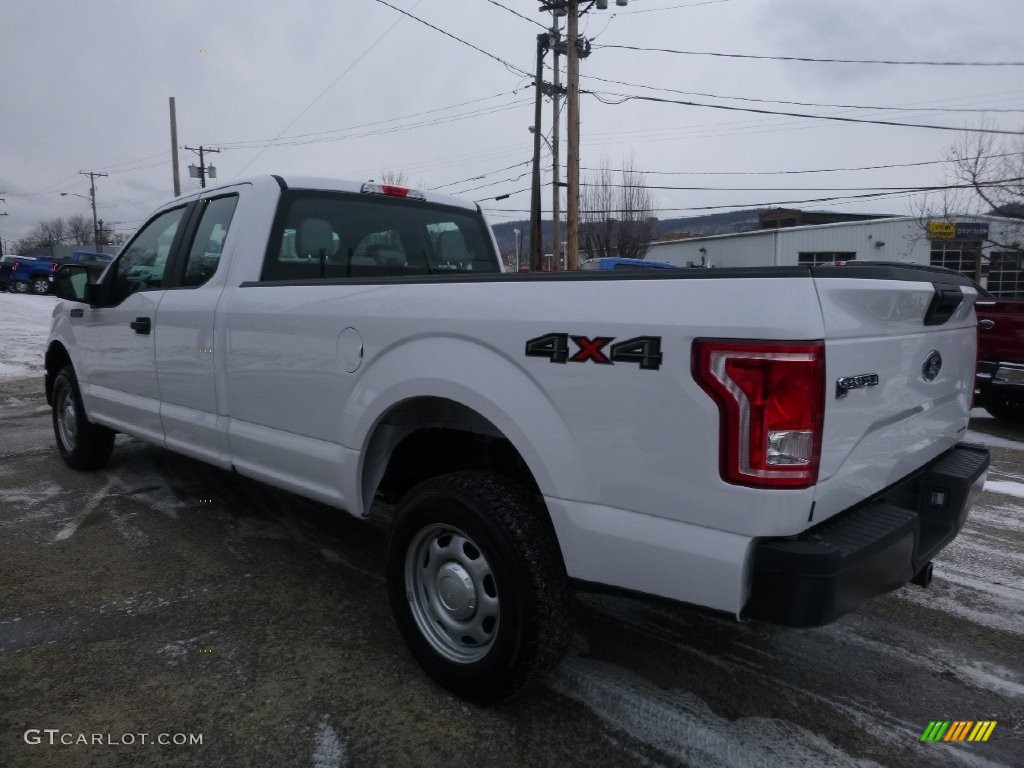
[1,370,1022,767]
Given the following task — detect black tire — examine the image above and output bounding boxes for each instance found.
[983,389,1024,423]
[30,276,51,295]
[51,365,115,470]
[386,470,571,703]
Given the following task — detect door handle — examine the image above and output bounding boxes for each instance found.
[978,319,995,330]
[130,317,152,335]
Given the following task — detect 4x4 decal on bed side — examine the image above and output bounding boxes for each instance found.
[525,333,663,370]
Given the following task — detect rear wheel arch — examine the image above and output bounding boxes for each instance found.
[360,397,542,524]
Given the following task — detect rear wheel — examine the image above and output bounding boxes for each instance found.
[386,470,571,703]
[30,276,50,294]
[52,365,115,469]
[983,389,1024,423]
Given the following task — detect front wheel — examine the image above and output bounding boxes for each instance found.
[52,365,115,470]
[30,277,51,295]
[11,280,28,293]
[983,389,1024,423]
[386,470,571,703]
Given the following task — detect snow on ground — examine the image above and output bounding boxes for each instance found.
[0,294,61,380]
[984,480,1024,499]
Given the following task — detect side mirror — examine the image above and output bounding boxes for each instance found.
[54,265,91,302]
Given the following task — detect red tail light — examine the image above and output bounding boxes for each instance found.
[693,339,825,489]
[51,262,61,272]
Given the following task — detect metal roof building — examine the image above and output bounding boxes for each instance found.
[646,214,1024,297]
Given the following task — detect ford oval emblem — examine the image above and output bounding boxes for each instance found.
[922,351,942,382]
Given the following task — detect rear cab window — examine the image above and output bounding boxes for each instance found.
[261,190,499,282]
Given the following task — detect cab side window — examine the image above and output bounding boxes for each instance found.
[112,207,187,303]
[181,195,238,287]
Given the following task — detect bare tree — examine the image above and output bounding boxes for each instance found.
[15,217,69,254]
[579,158,658,261]
[949,127,1024,225]
[909,127,1024,255]
[66,214,94,245]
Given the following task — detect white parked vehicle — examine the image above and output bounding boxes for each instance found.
[46,175,989,701]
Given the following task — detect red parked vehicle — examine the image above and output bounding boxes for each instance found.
[976,296,1024,422]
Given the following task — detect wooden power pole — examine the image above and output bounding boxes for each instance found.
[565,0,580,270]
[169,97,181,197]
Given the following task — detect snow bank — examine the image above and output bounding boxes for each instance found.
[0,294,61,381]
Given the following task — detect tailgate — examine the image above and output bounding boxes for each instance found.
[810,267,978,522]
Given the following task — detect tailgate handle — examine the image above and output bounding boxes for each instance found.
[924,285,963,326]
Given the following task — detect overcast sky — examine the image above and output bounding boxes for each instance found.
[1,0,1021,249]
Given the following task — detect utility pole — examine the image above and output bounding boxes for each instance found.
[565,0,580,270]
[78,171,108,253]
[0,199,7,257]
[542,0,622,270]
[185,145,221,188]
[529,33,549,272]
[169,97,181,196]
[550,19,562,270]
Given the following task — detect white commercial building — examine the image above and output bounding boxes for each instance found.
[646,215,1024,297]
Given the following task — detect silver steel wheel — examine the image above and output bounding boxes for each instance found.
[31,278,50,294]
[55,384,79,451]
[405,523,500,663]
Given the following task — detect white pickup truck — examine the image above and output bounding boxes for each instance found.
[47,175,989,702]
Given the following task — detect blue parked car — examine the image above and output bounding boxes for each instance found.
[579,257,678,271]
[7,251,113,294]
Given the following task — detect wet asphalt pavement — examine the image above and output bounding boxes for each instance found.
[1,375,1022,768]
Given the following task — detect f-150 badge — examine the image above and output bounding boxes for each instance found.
[836,373,879,399]
[526,333,663,370]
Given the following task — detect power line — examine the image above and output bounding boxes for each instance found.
[579,73,1024,114]
[577,177,1024,192]
[217,99,530,150]
[373,0,531,78]
[614,0,732,13]
[583,88,1024,134]
[432,159,533,190]
[233,0,425,179]
[483,0,547,29]
[594,43,1024,66]
[214,91,519,148]
[478,181,1018,213]
[579,152,1020,177]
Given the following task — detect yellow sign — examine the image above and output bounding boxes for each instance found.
[928,221,956,239]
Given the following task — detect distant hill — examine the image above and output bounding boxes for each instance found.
[490,209,765,254]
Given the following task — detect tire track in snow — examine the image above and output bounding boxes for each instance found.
[550,653,880,768]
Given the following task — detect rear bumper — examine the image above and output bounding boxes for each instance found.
[977,360,1024,392]
[744,443,989,627]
